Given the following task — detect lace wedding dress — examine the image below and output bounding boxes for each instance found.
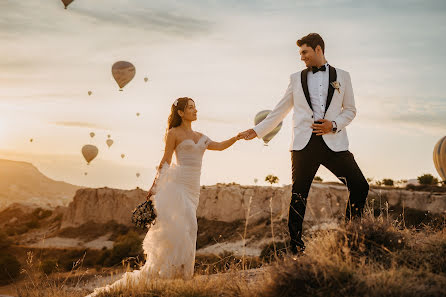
[86,134,212,297]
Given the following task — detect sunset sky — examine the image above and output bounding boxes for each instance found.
[1,0,445,189]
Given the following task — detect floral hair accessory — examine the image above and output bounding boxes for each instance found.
[173,99,179,106]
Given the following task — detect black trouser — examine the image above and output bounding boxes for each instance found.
[289,133,369,248]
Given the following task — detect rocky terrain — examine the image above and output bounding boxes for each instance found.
[0,159,81,211]
[1,158,445,256]
[1,159,446,297]
[62,182,446,228]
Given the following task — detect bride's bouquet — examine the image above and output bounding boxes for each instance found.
[131,198,157,229]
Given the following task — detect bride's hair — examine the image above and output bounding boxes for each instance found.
[165,97,194,141]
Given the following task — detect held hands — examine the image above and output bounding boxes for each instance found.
[236,120,332,140]
[237,129,257,141]
[311,119,333,136]
[235,133,245,141]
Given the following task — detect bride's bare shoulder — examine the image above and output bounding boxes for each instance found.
[166,127,180,141]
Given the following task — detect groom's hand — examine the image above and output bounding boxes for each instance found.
[238,129,257,140]
[311,119,333,136]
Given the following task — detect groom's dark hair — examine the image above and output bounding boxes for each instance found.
[297,33,325,54]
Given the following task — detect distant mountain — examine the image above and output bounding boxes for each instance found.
[0,159,82,211]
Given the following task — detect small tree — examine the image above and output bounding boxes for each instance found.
[313,176,323,182]
[382,178,394,186]
[265,174,279,186]
[366,177,374,184]
[254,178,258,184]
[417,174,439,185]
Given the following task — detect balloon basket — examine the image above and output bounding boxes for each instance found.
[119,89,123,91]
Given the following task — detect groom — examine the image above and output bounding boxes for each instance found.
[239,33,369,254]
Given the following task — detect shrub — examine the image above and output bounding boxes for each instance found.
[59,250,87,271]
[265,174,279,185]
[57,220,131,242]
[382,178,394,186]
[32,208,53,220]
[6,224,29,236]
[336,218,407,266]
[259,256,359,297]
[0,232,12,249]
[0,253,21,285]
[417,174,439,185]
[104,231,143,266]
[260,241,288,262]
[40,259,58,275]
[313,176,323,182]
[25,219,40,229]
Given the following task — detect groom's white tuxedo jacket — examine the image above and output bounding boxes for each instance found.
[253,65,356,152]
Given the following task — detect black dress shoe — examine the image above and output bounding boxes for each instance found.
[289,244,306,255]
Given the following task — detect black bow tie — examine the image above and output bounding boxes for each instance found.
[311,65,326,74]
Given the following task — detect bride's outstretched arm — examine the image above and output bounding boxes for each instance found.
[207,134,243,151]
[146,130,176,200]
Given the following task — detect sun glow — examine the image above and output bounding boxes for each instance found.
[0,118,8,145]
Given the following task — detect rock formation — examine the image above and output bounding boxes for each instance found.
[0,159,81,211]
[61,183,446,228]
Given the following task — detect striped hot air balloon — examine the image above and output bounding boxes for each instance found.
[433,136,446,182]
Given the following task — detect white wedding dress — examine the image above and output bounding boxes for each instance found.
[86,134,211,297]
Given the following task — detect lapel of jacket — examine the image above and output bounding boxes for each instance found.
[325,65,337,114]
[300,68,313,111]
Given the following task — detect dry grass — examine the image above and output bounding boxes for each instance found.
[257,214,446,297]
[8,202,446,297]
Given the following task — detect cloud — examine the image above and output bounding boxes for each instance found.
[0,1,213,38]
[360,96,446,133]
[71,7,213,37]
[50,121,109,129]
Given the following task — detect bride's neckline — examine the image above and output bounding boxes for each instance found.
[176,134,205,148]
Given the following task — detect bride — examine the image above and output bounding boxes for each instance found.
[86,97,242,296]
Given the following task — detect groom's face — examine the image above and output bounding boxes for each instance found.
[299,44,317,67]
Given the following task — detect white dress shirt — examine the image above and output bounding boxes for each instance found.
[307,62,329,121]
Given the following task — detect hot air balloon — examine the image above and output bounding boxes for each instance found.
[254,110,283,146]
[112,61,135,91]
[121,154,125,159]
[29,138,33,143]
[106,139,114,148]
[433,136,446,182]
[84,172,88,176]
[61,0,74,9]
[89,132,95,138]
[107,134,111,138]
[88,91,92,96]
[136,173,140,178]
[82,144,98,165]
[136,112,140,117]
[144,77,148,82]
